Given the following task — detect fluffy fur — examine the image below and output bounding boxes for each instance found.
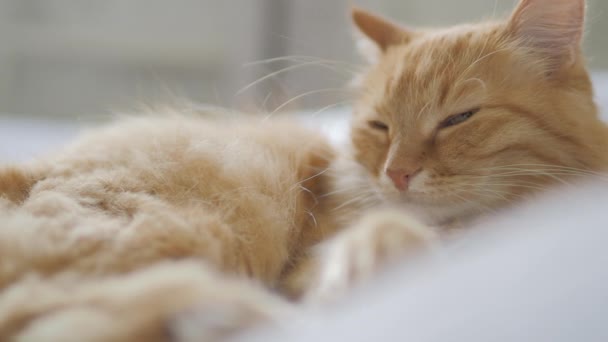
[0,0,606,340]
[0,114,336,287]
[0,113,343,340]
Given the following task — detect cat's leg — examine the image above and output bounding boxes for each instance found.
[300,209,438,302]
[0,261,292,342]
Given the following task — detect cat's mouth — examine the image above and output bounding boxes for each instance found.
[375,172,482,212]
[376,182,449,206]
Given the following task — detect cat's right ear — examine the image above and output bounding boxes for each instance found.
[351,7,412,63]
[506,0,586,71]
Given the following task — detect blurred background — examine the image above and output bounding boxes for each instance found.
[0,0,607,161]
[0,0,607,120]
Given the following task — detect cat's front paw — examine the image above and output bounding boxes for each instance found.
[306,209,438,302]
[167,291,290,342]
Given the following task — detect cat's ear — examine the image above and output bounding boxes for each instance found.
[506,0,586,70]
[352,7,412,63]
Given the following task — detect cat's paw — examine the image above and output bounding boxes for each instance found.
[166,284,292,342]
[306,209,438,302]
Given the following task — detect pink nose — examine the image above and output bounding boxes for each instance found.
[386,168,419,191]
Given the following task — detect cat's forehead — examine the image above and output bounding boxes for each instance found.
[364,23,503,128]
[387,24,503,85]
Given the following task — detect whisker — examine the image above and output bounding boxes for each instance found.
[415,101,432,121]
[318,186,374,198]
[236,62,349,96]
[260,91,273,112]
[299,184,319,207]
[443,186,497,215]
[454,47,512,86]
[288,167,331,193]
[332,193,380,212]
[236,54,363,99]
[464,181,550,193]
[469,186,511,202]
[310,100,351,117]
[481,164,608,177]
[306,209,318,228]
[264,88,352,120]
[244,55,361,72]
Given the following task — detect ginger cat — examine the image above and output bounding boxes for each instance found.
[1,0,607,340]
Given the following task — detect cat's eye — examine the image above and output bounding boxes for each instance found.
[368,120,389,131]
[440,109,479,129]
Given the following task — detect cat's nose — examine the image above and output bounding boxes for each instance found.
[386,168,420,191]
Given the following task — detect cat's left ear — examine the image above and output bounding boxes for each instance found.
[352,7,413,63]
[507,0,586,71]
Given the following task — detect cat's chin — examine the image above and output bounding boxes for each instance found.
[406,202,476,227]
[378,191,478,227]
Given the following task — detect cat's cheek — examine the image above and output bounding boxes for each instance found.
[407,170,430,193]
[351,127,390,177]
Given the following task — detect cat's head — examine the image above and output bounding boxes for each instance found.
[350,0,607,223]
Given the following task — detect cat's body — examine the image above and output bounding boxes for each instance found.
[0,113,345,287]
[0,114,345,340]
[1,0,607,340]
